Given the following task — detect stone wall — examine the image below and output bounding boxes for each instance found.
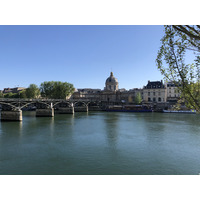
[1,110,22,121]
[36,108,54,117]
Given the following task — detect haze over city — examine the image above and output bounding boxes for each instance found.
[0,25,165,90]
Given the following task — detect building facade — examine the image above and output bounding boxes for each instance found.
[2,87,26,94]
[71,72,181,106]
[166,81,181,103]
[72,88,101,100]
[143,80,167,103]
[72,72,143,104]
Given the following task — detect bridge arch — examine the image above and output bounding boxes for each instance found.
[20,101,53,109]
[0,102,20,110]
[87,101,101,106]
[53,101,73,108]
[74,101,88,107]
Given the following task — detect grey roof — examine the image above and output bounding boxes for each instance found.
[144,81,165,89]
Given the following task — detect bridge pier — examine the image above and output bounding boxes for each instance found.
[74,106,88,112]
[1,110,22,121]
[36,108,54,117]
[57,107,74,114]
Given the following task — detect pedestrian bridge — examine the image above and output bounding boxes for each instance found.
[0,98,102,121]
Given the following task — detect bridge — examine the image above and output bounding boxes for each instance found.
[0,98,103,121]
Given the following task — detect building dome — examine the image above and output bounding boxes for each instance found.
[105,72,119,91]
[106,72,118,84]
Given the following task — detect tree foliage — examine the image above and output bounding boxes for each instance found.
[3,90,27,98]
[156,25,200,111]
[25,84,40,98]
[19,90,27,98]
[3,93,13,98]
[40,81,75,99]
[134,92,142,105]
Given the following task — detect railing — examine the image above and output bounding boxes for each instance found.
[0,98,91,102]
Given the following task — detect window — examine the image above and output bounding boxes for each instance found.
[153,97,156,102]
[158,97,161,102]
[153,92,155,96]
[148,97,151,102]
[148,92,150,96]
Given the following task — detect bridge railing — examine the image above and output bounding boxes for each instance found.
[0,98,122,104]
[0,98,92,102]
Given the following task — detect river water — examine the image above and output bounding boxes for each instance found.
[0,111,200,175]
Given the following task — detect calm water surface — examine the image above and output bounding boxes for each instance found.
[0,111,200,175]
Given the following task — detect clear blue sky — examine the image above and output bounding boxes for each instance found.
[0,25,165,90]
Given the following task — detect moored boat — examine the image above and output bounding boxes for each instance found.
[105,105,153,112]
[163,109,196,114]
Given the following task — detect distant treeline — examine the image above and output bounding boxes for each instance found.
[0,81,75,99]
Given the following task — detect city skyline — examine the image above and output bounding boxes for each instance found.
[0,25,166,91]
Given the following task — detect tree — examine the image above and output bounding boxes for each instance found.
[40,81,54,98]
[134,92,142,105]
[25,84,40,98]
[4,92,15,98]
[172,25,200,52]
[19,90,27,98]
[156,25,200,111]
[51,81,75,99]
[40,81,75,99]
[3,91,26,98]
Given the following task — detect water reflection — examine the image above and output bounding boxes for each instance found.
[0,121,23,139]
[69,113,75,126]
[18,121,23,137]
[1,111,200,175]
[52,113,76,139]
[49,117,55,137]
[103,112,119,145]
[138,113,166,143]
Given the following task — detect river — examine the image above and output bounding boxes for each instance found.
[0,111,200,175]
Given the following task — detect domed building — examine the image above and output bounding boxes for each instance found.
[105,72,119,91]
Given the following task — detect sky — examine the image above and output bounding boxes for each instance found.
[0,25,165,90]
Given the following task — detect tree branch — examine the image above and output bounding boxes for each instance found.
[173,25,200,40]
[185,25,200,35]
[170,37,200,110]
